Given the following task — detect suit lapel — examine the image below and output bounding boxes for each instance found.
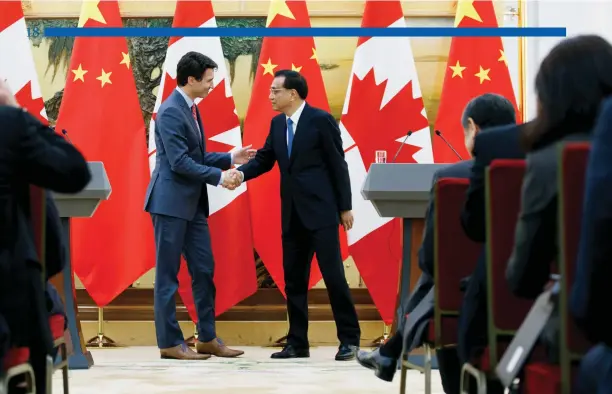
[289,104,313,167]
[173,90,204,153]
[194,105,205,153]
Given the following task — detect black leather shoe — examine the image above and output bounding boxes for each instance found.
[270,345,310,359]
[335,344,357,361]
[356,348,397,382]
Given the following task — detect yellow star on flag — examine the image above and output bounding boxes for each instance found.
[78,0,106,28]
[454,0,483,27]
[310,48,318,62]
[96,69,112,87]
[261,58,278,76]
[498,49,508,66]
[475,66,491,84]
[450,60,466,78]
[120,52,131,69]
[266,0,295,27]
[291,64,302,72]
[71,64,88,82]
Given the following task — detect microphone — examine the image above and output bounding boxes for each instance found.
[392,131,413,163]
[60,128,73,144]
[435,130,463,160]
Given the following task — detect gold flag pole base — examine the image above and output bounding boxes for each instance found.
[85,307,123,348]
[265,311,289,348]
[265,335,288,348]
[369,323,391,348]
[186,323,198,347]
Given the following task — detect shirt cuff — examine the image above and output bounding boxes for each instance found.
[230,152,235,166]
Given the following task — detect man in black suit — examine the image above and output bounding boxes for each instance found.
[0,78,91,393]
[458,110,526,367]
[356,94,517,393]
[234,70,360,361]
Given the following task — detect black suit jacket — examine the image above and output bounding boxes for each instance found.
[506,132,591,299]
[457,123,524,363]
[0,105,90,385]
[461,124,525,243]
[239,103,351,232]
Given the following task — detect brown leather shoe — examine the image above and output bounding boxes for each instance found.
[196,338,244,358]
[160,344,211,360]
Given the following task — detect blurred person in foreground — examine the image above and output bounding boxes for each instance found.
[0,77,91,393]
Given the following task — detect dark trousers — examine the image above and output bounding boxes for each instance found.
[283,209,360,348]
[151,209,216,349]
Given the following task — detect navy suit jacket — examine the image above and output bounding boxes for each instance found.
[238,102,351,232]
[571,97,612,347]
[144,89,232,220]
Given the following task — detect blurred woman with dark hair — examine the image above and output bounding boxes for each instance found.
[505,34,612,361]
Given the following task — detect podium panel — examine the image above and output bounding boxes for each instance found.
[361,163,449,365]
[50,162,111,370]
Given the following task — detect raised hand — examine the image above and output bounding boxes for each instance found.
[232,144,257,165]
[221,169,244,190]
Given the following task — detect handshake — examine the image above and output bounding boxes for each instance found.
[221,169,244,190]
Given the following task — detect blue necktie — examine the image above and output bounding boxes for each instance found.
[287,118,294,157]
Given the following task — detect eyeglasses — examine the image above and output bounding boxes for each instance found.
[270,88,289,95]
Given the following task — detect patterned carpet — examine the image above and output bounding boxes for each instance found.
[52,346,444,393]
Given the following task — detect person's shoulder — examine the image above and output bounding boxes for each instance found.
[475,123,519,143]
[0,105,26,122]
[435,159,474,179]
[302,103,330,120]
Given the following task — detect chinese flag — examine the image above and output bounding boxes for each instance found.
[242,0,349,296]
[432,0,519,163]
[55,0,155,307]
[148,0,257,322]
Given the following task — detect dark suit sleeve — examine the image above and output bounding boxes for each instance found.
[14,108,91,194]
[461,134,487,242]
[505,154,556,299]
[318,113,351,212]
[239,122,277,182]
[203,152,232,170]
[417,170,440,276]
[156,106,222,185]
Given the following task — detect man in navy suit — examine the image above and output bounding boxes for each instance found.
[144,52,255,360]
[232,70,360,361]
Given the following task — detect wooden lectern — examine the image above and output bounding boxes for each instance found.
[50,162,111,370]
[361,163,450,365]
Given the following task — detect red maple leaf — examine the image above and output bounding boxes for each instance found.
[198,80,240,153]
[14,81,47,126]
[341,69,428,169]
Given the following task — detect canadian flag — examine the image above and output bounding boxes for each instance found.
[339,0,433,323]
[148,0,257,320]
[0,1,47,124]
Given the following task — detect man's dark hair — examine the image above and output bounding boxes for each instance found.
[274,69,308,100]
[176,52,218,86]
[523,34,612,151]
[461,93,516,130]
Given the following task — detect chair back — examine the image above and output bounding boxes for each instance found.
[434,177,482,345]
[485,159,534,366]
[558,142,592,394]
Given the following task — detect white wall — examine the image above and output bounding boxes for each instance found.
[524,1,612,120]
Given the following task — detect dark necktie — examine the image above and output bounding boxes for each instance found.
[287,118,294,156]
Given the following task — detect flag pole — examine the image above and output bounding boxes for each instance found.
[86,307,122,348]
[185,323,198,347]
[517,0,527,121]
